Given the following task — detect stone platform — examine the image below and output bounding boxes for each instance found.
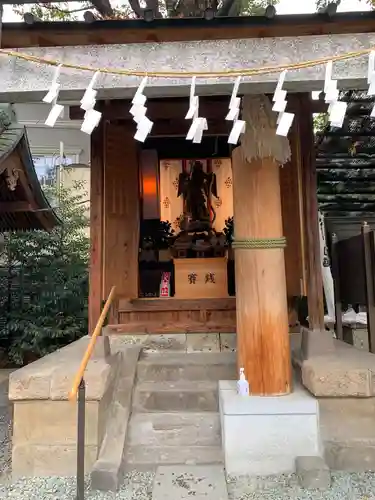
[8,331,375,484]
[219,380,321,477]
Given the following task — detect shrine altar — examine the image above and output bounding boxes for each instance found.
[174,257,228,299]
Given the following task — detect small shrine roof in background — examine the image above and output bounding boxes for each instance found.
[316,91,375,218]
[0,105,60,231]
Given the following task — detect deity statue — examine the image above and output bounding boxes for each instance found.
[177,160,218,232]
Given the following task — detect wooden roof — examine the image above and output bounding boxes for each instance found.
[0,113,60,231]
[2,11,375,48]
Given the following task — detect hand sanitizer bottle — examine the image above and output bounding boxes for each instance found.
[237,367,249,396]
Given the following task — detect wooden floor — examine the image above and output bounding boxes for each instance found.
[109,297,237,334]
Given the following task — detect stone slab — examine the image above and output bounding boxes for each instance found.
[137,352,237,385]
[91,346,141,491]
[219,381,321,477]
[9,336,113,401]
[295,456,331,490]
[144,334,187,353]
[125,445,223,466]
[298,339,375,397]
[152,465,228,500]
[220,333,237,352]
[186,334,220,353]
[12,400,99,446]
[12,443,98,478]
[133,381,218,412]
[319,397,375,471]
[128,412,220,447]
[0,33,374,101]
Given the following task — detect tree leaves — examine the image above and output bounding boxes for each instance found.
[0,181,89,366]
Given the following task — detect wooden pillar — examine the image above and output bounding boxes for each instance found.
[280,124,306,300]
[232,95,291,396]
[88,117,105,333]
[102,121,140,301]
[296,93,325,332]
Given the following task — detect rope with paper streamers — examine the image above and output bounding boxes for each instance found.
[0,46,373,78]
[3,45,374,143]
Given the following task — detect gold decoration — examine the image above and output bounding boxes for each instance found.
[5,166,19,191]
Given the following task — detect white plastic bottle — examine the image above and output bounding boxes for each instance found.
[237,367,249,396]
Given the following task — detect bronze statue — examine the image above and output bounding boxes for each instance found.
[177,160,218,231]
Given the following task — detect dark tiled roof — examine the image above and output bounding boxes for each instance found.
[316,91,375,218]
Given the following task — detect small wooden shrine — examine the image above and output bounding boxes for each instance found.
[69,92,320,396]
[5,10,373,396]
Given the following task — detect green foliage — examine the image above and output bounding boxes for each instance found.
[0,181,89,365]
[313,113,328,133]
[316,0,374,10]
[14,0,279,21]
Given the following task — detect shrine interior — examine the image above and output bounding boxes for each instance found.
[137,135,235,299]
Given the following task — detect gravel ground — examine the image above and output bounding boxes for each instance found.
[0,377,12,486]
[1,471,375,499]
[1,472,155,499]
[227,472,375,500]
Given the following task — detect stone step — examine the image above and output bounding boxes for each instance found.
[133,381,218,413]
[128,412,221,447]
[320,398,375,471]
[124,445,223,467]
[137,352,237,383]
[152,465,228,500]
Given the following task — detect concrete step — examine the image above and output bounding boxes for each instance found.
[128,412,221,447]
[133,381,219,412]
[133,381,218,413]
[124,445,223,467]
[137,352,237,383]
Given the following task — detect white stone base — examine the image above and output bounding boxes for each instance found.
[219,381,322,477]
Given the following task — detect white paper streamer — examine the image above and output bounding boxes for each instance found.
[42,64,62,104]
[368,51,375,84]
[228,119,246,145]
[80,71,100,111]
[81,108,102,135]
[132,77,148,105]
[45,104,64,127]
[329,101,347,128]
[131,77,153,142]
[276,112,294,136]
[134,115,153,142]
[185,77,207,143]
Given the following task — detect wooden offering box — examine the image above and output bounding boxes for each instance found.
[174,257,228,299]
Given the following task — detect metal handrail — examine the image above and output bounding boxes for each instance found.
[69,285,116,401]
[69,285,116,500]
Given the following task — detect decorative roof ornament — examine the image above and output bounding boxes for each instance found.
[5,165,19,191]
